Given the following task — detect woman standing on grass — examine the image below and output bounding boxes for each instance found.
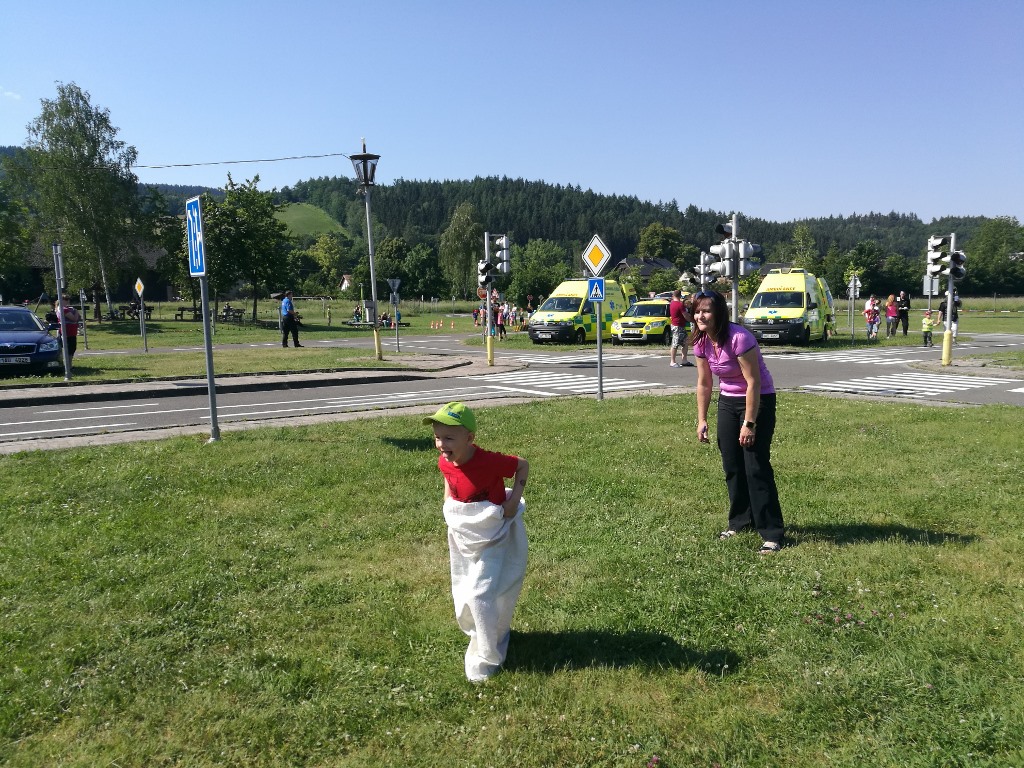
[885,295,899,338]
[692,289,785,554]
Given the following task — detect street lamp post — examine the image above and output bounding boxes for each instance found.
[351,140,383,360]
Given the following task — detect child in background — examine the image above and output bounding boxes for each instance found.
[921,310,937,347]
[424,402,529,682]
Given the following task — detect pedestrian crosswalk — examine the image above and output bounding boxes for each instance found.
[763,348,934,365]
[461,369,662,394]
[512,351,662,365]
[800,372,1020,398]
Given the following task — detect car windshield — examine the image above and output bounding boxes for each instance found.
[750,291,804,310]
[623,303,668,318]
[0,311,45,332]
[538,296,581,313]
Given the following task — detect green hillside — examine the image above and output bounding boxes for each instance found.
[276,202,345,238]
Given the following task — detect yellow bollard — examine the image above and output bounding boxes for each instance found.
[451,321,455,330]
[942,329,953,365]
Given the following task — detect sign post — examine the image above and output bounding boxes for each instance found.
[52,243,72,381]
[135,277,148,353]
[847,275,861,342]
[387,278,401,352]
[588,276,606,400]
[185,195,220,442]
[79,288,89,350]
[583,234,612,402]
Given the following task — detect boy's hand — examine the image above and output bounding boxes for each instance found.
[501,499,519,518]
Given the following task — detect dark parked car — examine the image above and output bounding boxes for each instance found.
[0,306,63,374]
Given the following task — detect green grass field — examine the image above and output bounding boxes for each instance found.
[275,202,346,238]
[1,394,1022,766]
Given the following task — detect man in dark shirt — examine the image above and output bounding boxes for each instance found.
[895,290,911,336]
[938,292,962,342]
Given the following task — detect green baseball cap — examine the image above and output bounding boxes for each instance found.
[423,401,476,432]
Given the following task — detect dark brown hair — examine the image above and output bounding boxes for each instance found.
[689,289,732,347]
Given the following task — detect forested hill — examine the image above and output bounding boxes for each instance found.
[278,174,986,261]
[0,143,991,260]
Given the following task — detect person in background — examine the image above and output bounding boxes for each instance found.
[884,295,899,338]
[921,309,937,347]
[938,291,962,342]
[862,295,880,340]
[57,296,81,359]
[692,289,785,554]
[669,289,693,367]
[896,290,911,336]
[280,290,301,347]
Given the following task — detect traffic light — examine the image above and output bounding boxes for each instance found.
[941,250,967,280]
[927,235,950,276]
[709,257,733,278]
[709,239,735,263]
[494,235,511,275]
[714,222,734,239]
[737,241,763,276]
[478,259,495,287]
[693,254,712,286]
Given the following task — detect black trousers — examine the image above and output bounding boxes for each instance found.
[899,312,909,335]
[281,316,299,346]
[717,393,784,542]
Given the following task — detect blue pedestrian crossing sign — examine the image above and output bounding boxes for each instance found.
[185,195,206,277]
[588,277,606,302]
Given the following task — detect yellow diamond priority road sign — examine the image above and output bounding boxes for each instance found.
[135,277,145,297]
[582,234,612,277]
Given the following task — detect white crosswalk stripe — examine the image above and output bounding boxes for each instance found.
[763,348,933,365]
[462,370,662,394]
[512,351,661,365]
[800,372,1020,398]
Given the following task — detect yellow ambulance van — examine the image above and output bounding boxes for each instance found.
[742,268,835,345]
[528,278,637,344]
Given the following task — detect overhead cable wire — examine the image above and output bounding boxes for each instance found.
[133,151,351,169]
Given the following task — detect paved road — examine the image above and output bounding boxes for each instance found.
[2,332,1022,453]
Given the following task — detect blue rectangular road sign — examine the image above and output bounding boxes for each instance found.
[185,196,206,277]
[587,277,605,302]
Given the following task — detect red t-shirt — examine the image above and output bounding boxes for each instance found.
[62,306,80,337]
[439,447,519,504]
[669,300,689,328]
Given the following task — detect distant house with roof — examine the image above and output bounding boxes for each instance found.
[612,256,678,279]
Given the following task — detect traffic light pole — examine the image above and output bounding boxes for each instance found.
[484,233,494,367]
[941,233,957,367]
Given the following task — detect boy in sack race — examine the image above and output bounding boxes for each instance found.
[424,402,529,682]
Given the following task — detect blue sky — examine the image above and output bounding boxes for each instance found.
[2,0,1021,225]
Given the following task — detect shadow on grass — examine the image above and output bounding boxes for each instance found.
[504,629,740,675]
[384,436,436,452]
[789,523,978,546]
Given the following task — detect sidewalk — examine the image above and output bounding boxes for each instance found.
[1,354,525,408]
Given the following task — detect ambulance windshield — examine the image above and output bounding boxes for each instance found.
[539,296,581,313]
[750,291,803,309]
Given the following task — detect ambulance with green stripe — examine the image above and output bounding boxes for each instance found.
[742,268,835,345]
[528,278,637,344]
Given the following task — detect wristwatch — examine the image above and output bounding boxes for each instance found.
[743,420,757,430]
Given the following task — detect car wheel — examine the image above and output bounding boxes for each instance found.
[575,328,586,345]
[801,326,811,345]
[611,336,622,346]
[662,329,672,347]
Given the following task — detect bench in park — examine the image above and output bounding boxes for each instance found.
[175,306,202,321]
[221,307,245,323]
[344,320,410,328]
